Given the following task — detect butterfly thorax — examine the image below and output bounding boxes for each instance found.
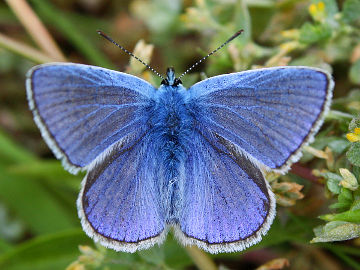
[151,84,191,175]
[150,80,192,221]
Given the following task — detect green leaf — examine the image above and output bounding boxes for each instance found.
[331,209,360,223]
[330,201,353,210]
[0,239,12,254]
[325,172,343,194]
[0,130,34,165]
[347,142,360,166]
[299,22,332,45]
[0,170,77,235]
[328,138,351,154]
[339,188,353,202]
[353,166,360,179]
[351,198,360,210]
[331,188,353,210]
[138,246,165,265]
[0,229,92,270]
[8,161,81,191]
[311,221,360,243]
[162,235,192,268]
[343,0,360,24]
[311,136,342,151]
[339,168,359,191]
[349,59,360,85]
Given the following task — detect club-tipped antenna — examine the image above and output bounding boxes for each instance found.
[178,29,244,80]
[97,30,165,80]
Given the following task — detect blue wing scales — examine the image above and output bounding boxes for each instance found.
[26,63,156,173]
[78,134,167,252]
[186,67,333,172]
[175,130,275,253]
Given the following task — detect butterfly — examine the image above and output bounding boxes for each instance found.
[26,31,333,254]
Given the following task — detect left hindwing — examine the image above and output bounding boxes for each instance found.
[186,67,333,172]
[78,134,167,252]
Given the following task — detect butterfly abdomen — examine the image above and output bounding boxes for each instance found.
[150,86,193,219]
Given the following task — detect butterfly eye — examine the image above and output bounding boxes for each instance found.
[161,79,169,86]
[173,78,182,86]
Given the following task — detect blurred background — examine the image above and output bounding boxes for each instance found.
[0,0,360,269]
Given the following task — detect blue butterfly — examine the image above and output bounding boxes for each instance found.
[26,32,333,254]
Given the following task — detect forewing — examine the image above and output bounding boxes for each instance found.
[78,134,166,252]
[187,67,333,172]
[26,63,155,173]
[175,131,275,253]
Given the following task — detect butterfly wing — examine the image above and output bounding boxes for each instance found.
[26,63,155,173]
[78,134,167,252]
[186,66,333,172]
[175,130,275,253]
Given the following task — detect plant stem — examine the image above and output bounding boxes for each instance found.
[185,246,218,270]
[29,0,115,69]
[291,163,322,185]
[5,0,66,62]
[327,110,354,120]
[0,32,56,63]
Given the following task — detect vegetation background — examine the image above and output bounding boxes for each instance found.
[0,0,360,269]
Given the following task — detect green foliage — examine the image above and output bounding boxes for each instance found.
[350,60,360,85]
[28,0,115,69]
[312,221,360,243]
[299,22,332,44]
[323,172,342,194]
[0,230,92,270]
[130,0,182,37]
[348,142,360,166]
[1,0,360,269]
[312,114,360,246]
[343,0,360,24]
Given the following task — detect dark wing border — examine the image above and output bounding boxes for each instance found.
[187,66,334,174]
[26,62,154,174]
[174,131,276,253]
[77,137,168,252]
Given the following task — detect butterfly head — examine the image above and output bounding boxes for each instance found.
[161,67,182,87]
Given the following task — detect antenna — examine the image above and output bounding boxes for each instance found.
[178,29,244,80]
[97,30,165,80]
